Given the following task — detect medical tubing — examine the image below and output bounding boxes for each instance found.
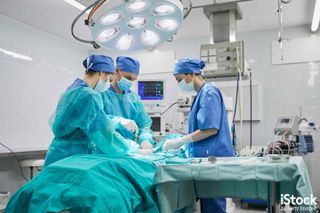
[238,68,243,150]
[271,132,281,154]
[232,71,240,147]
[0,142,29,181]
[161,102,178,115]
[88,0,107,22]
[236,45,244,151]
[250,72,253,149]
[174,128,186,134]
[282,140,291,155]
[232,73,240,123]
[281,131,290,154]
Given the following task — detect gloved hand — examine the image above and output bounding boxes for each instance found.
[119,118,138,135]
[139,148,153,155]
[140,140,153,150]
[163,135,193,151]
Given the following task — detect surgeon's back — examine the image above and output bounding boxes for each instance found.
[44,86,106,167]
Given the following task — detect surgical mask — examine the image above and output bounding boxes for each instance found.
[178,79,194,92]
[94,77,110,92]
[117,76,132,91]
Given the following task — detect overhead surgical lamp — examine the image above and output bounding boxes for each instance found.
[71,0,191,51]
[311,0,320,32]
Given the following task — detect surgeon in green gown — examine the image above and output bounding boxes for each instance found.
[101,56,155,151]
[44,55,150,167]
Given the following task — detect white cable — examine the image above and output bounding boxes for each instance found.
[272,131,281,154]
[280,131,290,154]
[238,68,243,150]
[282,140,290,155]
[274,145,283,155]
[235,46,243,151]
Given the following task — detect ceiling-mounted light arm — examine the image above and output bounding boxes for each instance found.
[277,0,284,43]
[87,0,108,26]
[71,0,103,48]
[277,0,291,60]
[165,0,191,43]
[182,0,192,19]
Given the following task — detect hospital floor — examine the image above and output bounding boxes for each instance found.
[194,205,267,213]
[234,205,267,213]
[234,200,267,213]
[194,199,268,213]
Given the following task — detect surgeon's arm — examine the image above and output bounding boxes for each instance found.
[138,127,154,144]
[190,128,218,142]
[79,93,132,154]
[110,115,139,140]
[162,129,218,151]
[136,102,155,146]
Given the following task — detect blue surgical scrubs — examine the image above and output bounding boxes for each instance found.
[188,83,234,213]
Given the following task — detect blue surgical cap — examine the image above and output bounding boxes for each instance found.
[116,56,140,75]
[83,55,115,73]
[173,58,206,75]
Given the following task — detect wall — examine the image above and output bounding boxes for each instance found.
[0,15,88,194]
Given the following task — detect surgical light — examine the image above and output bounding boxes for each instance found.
[89,0,184,51]
[100,13,122,25]
[117,34,134,50]
[311,0,320,32]
[153,4,175,15]
[97,28,118,42]
[141,30,160,46]
[155,19,178,31]
[128,16,147,29]
[127,0,148,13]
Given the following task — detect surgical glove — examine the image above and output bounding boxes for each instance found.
[163,135,193,151]
[140,140,153,150]
[139,148,153,155]
[119,118,138,134]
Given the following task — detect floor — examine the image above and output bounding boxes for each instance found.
[194,199,268,213]
[234,205,267,213]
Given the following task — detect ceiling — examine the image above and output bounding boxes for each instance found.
[0,0,316,47]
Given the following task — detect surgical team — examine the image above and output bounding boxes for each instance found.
[44,54,233,213]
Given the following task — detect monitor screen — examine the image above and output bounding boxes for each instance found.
[138,81,164,100]
[150,117,161,132]
[280,118,290,124]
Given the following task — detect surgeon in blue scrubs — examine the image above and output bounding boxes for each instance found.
[163,58,234,213]
[101,56,154,151]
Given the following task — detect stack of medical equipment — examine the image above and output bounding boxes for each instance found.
[267,116,317,158]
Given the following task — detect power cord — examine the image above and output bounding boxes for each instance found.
[160,102,178,115]
[250,72,253,149]
[0,142,29,181]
